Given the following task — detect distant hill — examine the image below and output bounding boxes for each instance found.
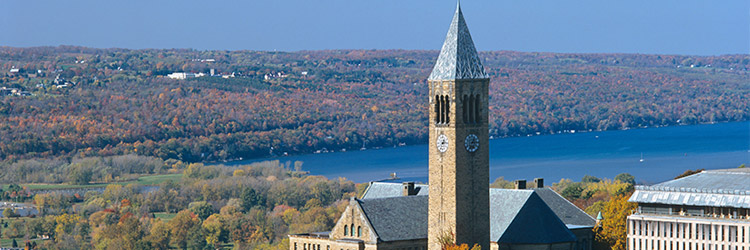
[0,46,748,162]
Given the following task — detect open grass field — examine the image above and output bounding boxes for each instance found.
[4,173,183,191]
[153,212,177,222]
[0,238,46,248]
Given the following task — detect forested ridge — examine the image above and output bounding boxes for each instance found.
[1,46,748,162]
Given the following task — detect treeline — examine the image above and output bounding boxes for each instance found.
[6,159,360,249]
[0,46,748,162]
[0,155,166,185]
[551,174,636,250]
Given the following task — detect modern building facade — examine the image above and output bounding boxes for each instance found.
[627,168,750,250]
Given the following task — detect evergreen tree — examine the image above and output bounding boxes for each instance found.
[240,188,266,211]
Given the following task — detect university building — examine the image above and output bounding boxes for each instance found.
[627,168,750,250]
[289,3,595,250]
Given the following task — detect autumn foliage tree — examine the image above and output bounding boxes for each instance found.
[593,194,637,250]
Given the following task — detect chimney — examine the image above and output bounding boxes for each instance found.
[514,180,526,190]
[533,178,544,188]
[403,182,417,196]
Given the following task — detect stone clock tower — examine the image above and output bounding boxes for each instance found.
[427,2,489,250]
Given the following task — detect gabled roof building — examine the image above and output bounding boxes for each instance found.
[289,2,594,250]
[289,182,595,250]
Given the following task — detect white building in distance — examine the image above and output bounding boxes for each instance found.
[167,72,205,79]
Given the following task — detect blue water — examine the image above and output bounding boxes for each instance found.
[229,122,750,184]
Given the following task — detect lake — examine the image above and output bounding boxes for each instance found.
[229,121,750,185]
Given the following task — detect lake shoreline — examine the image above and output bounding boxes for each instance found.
[217,121,750,185]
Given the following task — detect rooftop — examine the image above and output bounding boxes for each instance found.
[356,195,428,242]
[490,189,577,244]
[629,168,750,208]
[361,182,595,227]
[428,2,488,81]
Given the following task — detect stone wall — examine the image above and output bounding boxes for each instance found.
[428,78,490,250]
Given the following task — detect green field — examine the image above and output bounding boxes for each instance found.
[4,173,183,191]
[153,212,177,222]
[0,238,46,248]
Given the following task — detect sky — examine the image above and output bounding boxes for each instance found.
[1,0,748,56]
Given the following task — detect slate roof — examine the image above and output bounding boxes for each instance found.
[355,183,577,244]
[428,2,488,81]
[629,168,750,208]
[489,189,577,244]
[534,188,596,227]
[361,182,429,199]
[361,182,595,227]
[356,195,429,242]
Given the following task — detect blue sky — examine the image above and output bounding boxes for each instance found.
[1,0,748,55]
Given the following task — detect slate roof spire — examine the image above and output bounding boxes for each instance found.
[428,1,488,81]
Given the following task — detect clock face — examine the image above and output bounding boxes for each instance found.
[464,134,479,152]
[436,134,449,153]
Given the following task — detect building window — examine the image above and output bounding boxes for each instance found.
[357,226,361,237]
[445,96,450,124]
[440,95,446,124]
[434,95,440,124]
[467,95,474,123]
[435,95,451,125]
[344,225,348,236]
[474,94,480,123]
[462,95,467,123]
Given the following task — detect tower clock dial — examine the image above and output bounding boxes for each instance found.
[436,134,449,153]
[464,134,479,152]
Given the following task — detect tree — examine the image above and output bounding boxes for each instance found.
[594,195,636,250]
[581,175,601,183]
[67,164,93,185]
[2,208,15,218]
[6,220,24,238]
[203,214,228,246]
[674,169,704,179]
[146,219,171,250]
[438,231,481,250]
[11,238,17,248]
[561,183,584,200]
[614,173,635,185]
[489,177,514,189]
[241,187,266,211]
[169,210,202,250]
[188,201,214,221]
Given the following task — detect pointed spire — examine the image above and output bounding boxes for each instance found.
[428,1,488,81]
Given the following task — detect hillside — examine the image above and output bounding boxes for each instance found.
[1,46,748,162]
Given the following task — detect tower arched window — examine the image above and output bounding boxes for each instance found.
[475,94,481,123]
[350,224,355,236]
[344,225,348,236]
[462,95,468,123]
[434,95,440,124]
[468,95,474,123]
[445,96,450,124]
[441,96,446,124]
[357,226,361,237]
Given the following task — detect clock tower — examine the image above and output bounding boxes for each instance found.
[427,2,489,250]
